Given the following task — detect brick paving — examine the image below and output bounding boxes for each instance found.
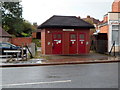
[41,52,120,64]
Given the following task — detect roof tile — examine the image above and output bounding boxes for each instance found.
[38,15,94,29]
[0,27,11,37]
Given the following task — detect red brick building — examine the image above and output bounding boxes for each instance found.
[32,29,41,39]
[38,15,94,55]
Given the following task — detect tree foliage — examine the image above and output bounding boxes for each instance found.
[2,2,23,35]
[21,20,36,37]
[1,2,35,37]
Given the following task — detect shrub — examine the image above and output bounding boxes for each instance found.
[32,39,41,47]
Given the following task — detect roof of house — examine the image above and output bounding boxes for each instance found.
[82,15,101,24]
[38,15,94,29]
[0,27,12,37]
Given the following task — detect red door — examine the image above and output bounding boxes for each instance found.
[52,33,62,54]
[69,33,77,54]
[78,33,86,54]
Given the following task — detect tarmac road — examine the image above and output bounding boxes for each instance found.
[1,63,119,88]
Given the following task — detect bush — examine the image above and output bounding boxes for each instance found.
[32,39,41,47]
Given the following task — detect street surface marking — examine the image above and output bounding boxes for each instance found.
[1,80,71,87]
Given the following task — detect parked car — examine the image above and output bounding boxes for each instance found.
[0,42,22,57]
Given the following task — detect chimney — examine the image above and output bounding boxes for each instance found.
[112,0,120,12]
[77,16,81,19]
[87,15,90,18]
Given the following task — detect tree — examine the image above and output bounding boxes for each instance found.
[1,2,36,37]
[21,20,36,37]
[1,2,23,36]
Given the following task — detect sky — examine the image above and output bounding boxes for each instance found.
[21,0,114,25]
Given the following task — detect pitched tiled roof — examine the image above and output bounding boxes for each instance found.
[83,16,101,24]
[38,15,94,29]
[0,27,11,37]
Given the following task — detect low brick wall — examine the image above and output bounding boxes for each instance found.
[11,37,32,46]
[32,32,36,38]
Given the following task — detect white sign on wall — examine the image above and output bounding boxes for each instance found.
[110,20,120,25]
[63,29,74,31]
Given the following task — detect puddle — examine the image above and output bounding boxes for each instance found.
[47,75,61,78]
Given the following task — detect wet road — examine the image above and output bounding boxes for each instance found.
[1,63,118,88]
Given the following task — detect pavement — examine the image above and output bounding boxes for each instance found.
[0,52,120,67]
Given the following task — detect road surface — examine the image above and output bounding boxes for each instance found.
[1,63,118,88]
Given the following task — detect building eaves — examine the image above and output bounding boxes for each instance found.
[38,15,94,29]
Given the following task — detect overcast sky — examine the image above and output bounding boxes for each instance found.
[21,0,114,25]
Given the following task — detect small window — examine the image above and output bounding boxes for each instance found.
[58,34,61,39]
[80,34,84,39]
[112,25,119,30]
[112,30,119,45]
[71,34,76,39]
[53,34,57,39]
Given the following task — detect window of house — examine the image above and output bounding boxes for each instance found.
[53,34,57,39]
[53,34,61,39]
[70,34,76,39]
[112,30,119,46]
[112,25,119,30]
[79,34,85,39]
[57,34,61,39]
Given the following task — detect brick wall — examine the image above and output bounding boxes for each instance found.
[11,37,32,46]
[32,32,36,38]
[100,25,109,33]
[112,0,120,12]
[103,15,108,22]
[41,28,90,55]
[41,29,46,54]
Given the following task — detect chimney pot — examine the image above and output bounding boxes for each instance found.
[87,15,90,18]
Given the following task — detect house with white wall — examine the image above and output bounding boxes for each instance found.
[99,0,120,53]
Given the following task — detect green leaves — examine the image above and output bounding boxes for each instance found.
[2,2,35,37]
[2,2,22,18]
[2,2,23,36]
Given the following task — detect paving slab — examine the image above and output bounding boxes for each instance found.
[0,52,120,67]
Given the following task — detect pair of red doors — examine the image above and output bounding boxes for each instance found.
[52,33,86,54]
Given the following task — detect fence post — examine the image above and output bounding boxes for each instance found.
[113,41,115,56]
[25,43,28,60]
[109,41,115,56]
[21,43,24,60]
